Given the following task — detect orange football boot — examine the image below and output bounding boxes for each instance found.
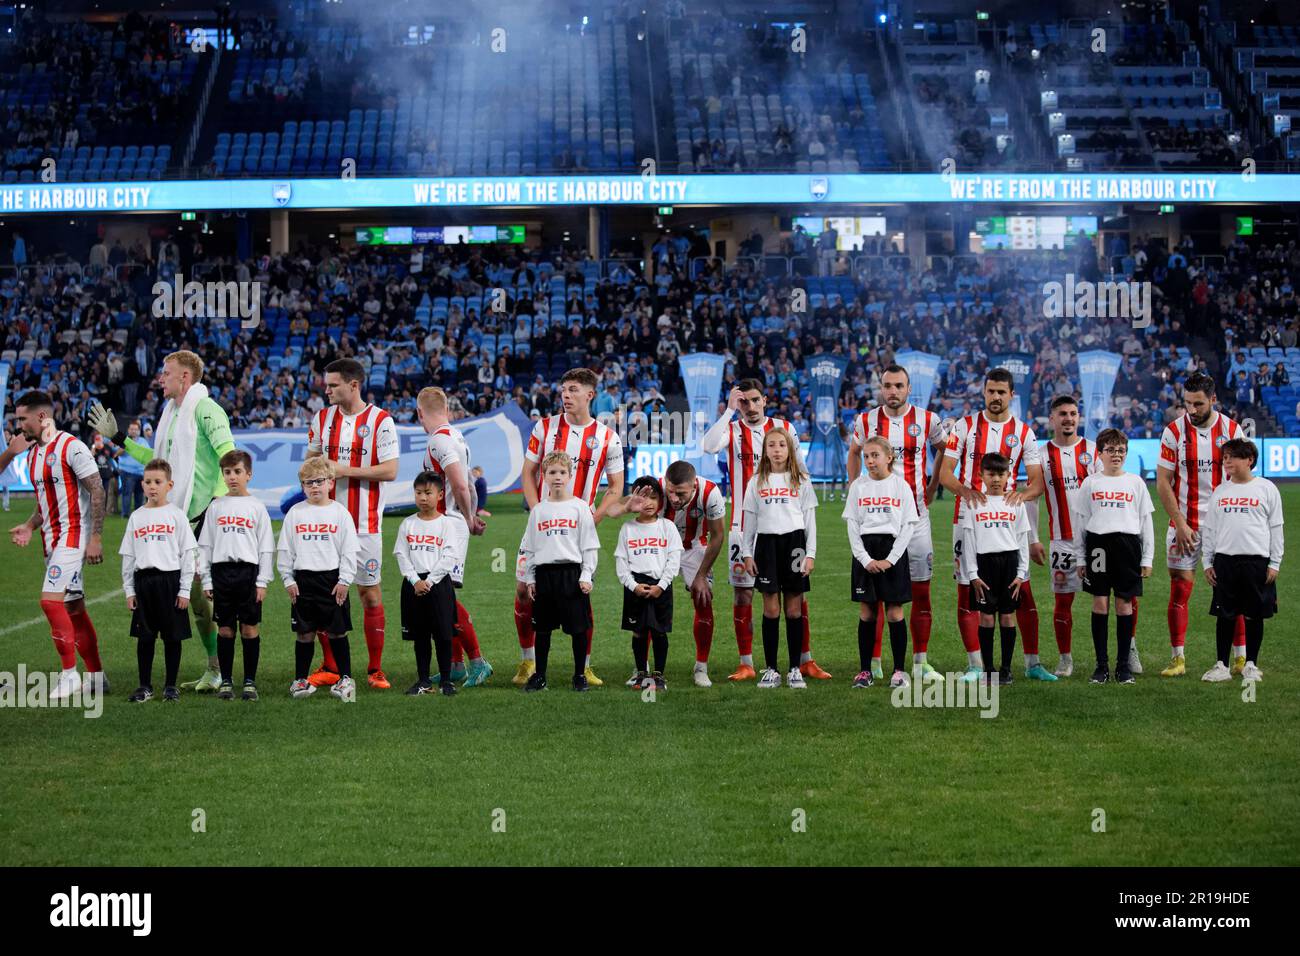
[728,663,757,681]
[800,660,833,680]
[307,666,340,687]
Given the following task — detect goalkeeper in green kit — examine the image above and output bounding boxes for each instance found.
[90,349,236,692]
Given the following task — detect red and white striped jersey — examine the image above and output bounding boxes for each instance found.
[944,412,1041,524]
[724,416,798,529]
[424,424,471,518]
[1041,437,1100,540]
[525,413,624,506]
[1158,411,1241,531]
[27,430,97,555]
[661,475,725,549]
[852,405,944,514]
[307,404,399,536]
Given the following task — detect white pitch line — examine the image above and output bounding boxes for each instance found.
[0,588,125,637]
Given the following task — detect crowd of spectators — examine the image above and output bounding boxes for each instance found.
[0,13,193,178]
[2,227,1298,478]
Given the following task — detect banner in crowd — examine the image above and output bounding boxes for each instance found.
[678,351,727,482]
[893,350,943,411]
[0,402,534,515]
[1076,350,1124,437]
[806,353,849,481]
[990,353,1035,422]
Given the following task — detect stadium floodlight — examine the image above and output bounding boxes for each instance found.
[1031,48,1040,59]
[878,13,888,24]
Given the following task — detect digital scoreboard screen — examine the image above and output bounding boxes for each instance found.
[354,225,525,245]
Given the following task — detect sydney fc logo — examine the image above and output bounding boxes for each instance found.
[809,177,829,200]
[272,183,292,206]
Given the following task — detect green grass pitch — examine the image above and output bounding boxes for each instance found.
[2,484,1298,866]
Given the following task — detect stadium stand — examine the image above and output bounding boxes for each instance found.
[665,15,891,172]
[0,13,199,183]
[212,14,636,177]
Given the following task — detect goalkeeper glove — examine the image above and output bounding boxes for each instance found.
[87,401,126,445]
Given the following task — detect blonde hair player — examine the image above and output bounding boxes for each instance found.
[416,387,492,687]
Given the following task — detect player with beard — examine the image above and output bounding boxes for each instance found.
[1032,396,1104,679]
[701,380,830,681]
[1155,373,1246,676]
[846,364,947,681]
[10,390,108,699]
[938,368,1045,683]
[610,459,727,687]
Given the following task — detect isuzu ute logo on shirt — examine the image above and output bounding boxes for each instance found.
[406,534,445,546]
[538,518,578,531]
[628,537,668,549]
[760,487,797,498]
[857,496,902,507]
[1091,491,1134,503]
[134,523,176,538]
[1219,497,1260,511]
[218,515,255,529]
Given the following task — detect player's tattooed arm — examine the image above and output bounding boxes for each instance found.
[80,471,106,563]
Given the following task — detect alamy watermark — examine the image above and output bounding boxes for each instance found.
[0,666,104,718]
[890,669,1000,717]
[1043,274,1151,328]
[152,272,261,328]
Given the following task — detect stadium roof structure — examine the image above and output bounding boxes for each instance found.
[1,172,1297,215]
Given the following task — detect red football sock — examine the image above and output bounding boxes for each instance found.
[872,602,885,659]
[1017,581,1039,655]
[40,598,77,669]
[1168,578,1193,648]
[733,604,753,657]
[514,595,534,650]
[317,630,339,671]
[451,634,465,665]
[1232,614,1246,652]
[1053,592,1075,654]
[454,601,481,659]
[801,597,812,655]
[68,606,103,672]
[910,582,932,653]
[692,605,714,663]
[363,604,385,672]
[957,584,980,653]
